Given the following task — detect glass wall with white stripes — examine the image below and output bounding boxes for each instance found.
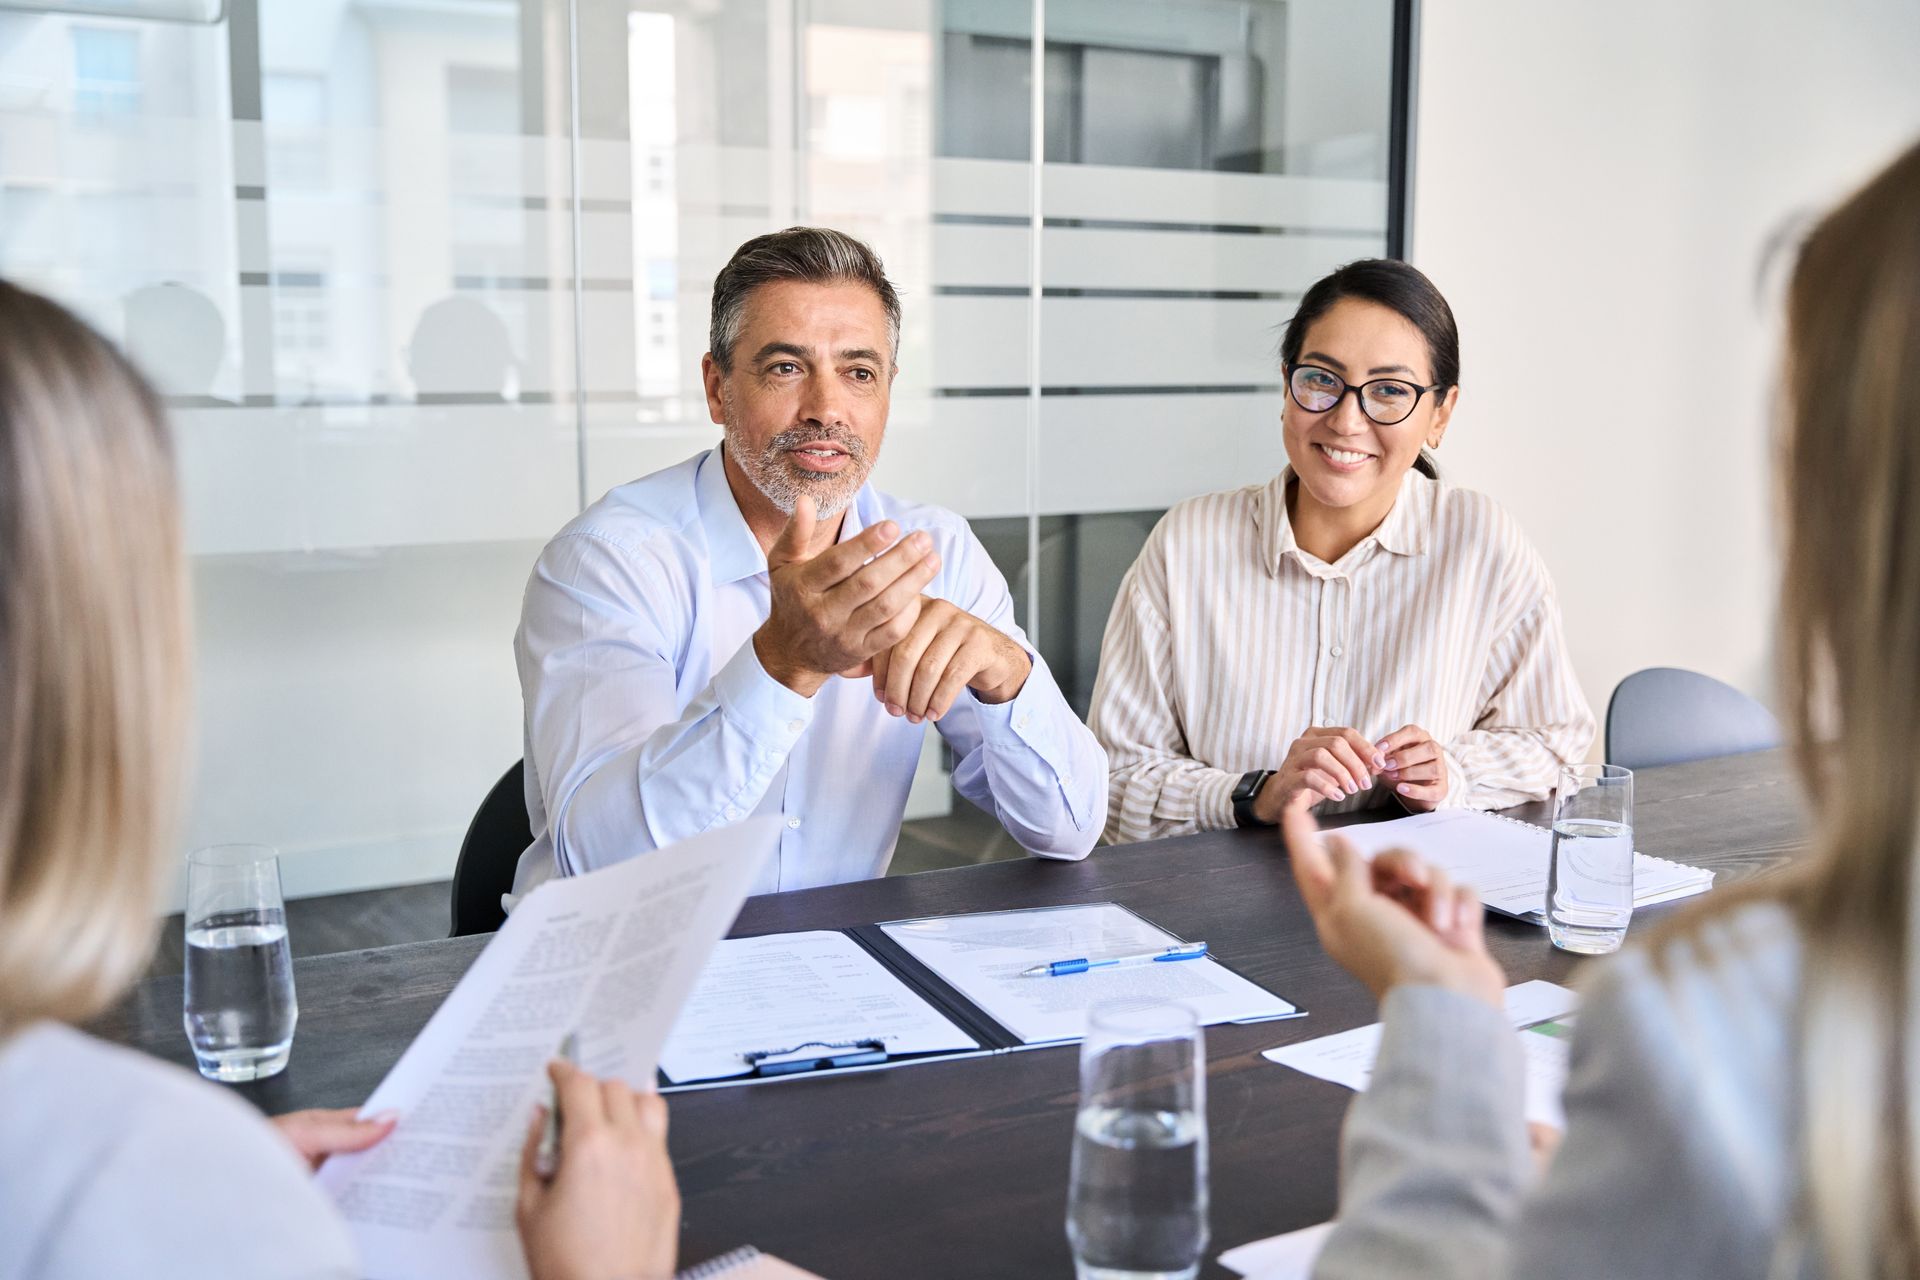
[0,0,1400,899]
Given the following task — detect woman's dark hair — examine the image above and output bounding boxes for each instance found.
[1280,258,1459,478]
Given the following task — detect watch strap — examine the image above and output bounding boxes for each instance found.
[1231,769,1276,828]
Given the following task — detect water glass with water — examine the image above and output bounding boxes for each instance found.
[183,844,298,1082]
[1547,764,1635,954]
[1066,1001,1208,1280]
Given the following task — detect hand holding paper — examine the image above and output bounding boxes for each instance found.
[515,1058,679,1280]
[316,818,780,1280]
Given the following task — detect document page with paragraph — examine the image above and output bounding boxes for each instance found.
[315,818,778,1280]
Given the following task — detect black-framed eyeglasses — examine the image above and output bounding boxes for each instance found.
[1286,363,1441,426]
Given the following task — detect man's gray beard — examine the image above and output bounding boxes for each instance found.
[724,421,873,518]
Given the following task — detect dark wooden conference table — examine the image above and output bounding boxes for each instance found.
[96,750,1804,1279]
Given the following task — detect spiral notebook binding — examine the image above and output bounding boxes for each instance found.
[676,1245,763,1279]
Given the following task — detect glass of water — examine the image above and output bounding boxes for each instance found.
[182,844,298,1082]
[1066,1001,1208,1280]
[1547,764,1636,954]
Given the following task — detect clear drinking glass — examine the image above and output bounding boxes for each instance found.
[1546,764,1636,954]
[182,844,298,1081]
[1066,1002,1209,1280]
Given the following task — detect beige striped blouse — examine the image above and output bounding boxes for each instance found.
[1088,467,1596,845]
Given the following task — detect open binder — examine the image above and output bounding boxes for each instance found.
[657,901,1301,1091]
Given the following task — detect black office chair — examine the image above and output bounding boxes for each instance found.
[449,760,531,937]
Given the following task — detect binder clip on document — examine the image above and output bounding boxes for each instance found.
[744,1038,889,1077]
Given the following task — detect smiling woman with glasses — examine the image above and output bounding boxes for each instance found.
[1087,258,1595,844]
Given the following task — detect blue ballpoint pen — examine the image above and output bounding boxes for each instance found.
[1020,941,1209,977]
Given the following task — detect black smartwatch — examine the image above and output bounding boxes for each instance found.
[1231,769,1276,828]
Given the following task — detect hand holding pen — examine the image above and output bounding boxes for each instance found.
[1021,941,1209,978]
[516,1035,682,1280]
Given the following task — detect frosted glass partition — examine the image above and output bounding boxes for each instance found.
[0,0,1402,903]
[1027,0,1395,713]
[0,1,580,903]
[576,1,1036,533]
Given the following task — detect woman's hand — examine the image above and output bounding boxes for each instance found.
[1251,726,1388,820]
[270,1108,397,1172]
[516,1059,680,1280]
[1376,723,1451,811]
[1281,791,1505,1007]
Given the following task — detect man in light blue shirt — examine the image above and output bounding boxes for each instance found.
[511,227,1107,898]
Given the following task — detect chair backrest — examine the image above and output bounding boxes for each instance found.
[449,760,531,937]
[1605,667,1783,771]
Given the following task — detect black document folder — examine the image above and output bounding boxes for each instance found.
[657,901,1300,1092]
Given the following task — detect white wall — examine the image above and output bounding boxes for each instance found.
[1409,0,1920,731]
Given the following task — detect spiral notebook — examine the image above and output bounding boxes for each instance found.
[675,1246,825,1279]
[1325,809,1713,922]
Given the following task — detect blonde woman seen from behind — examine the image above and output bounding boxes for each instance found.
[1286,136,1920,1280]
[0,281,678,1280]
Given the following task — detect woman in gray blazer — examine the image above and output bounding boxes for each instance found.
[1284,135,1920,1280]
[0,281,679,1280]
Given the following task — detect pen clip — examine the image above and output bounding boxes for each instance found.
[744,1038,889,1076]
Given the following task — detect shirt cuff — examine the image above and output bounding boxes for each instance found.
[1195,768,1240,831]
[1439,746,1470,807]
[969,653,1089,825]
[968,651,1052,749]
[710,638,816,748]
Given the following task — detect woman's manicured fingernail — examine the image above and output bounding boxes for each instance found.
[887,703,903,716]
[1372,754,1387,769]
[1383,757,1397,770]
[1397,783,1412,795]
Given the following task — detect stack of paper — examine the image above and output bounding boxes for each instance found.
[1219,1222,1333,1278]
[657,931,980,1084]
[1263,980,1578,1130]
[1326,809,1713,921]
[878,902,1299,1044]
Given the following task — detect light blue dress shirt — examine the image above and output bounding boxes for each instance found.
[511,447,1107,899]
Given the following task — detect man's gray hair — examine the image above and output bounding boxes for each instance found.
[708,226,901,373]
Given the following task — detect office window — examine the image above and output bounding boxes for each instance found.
[262,73,329,188]
[71,25,141,118]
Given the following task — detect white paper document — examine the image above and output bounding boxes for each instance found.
[315,818,780,1280]
[1326,809,1713,919]
[1219,1221,1334,1278]
[658,930,979,1083]
[1263,979,1578,1131]
[878,903,1297,1045]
